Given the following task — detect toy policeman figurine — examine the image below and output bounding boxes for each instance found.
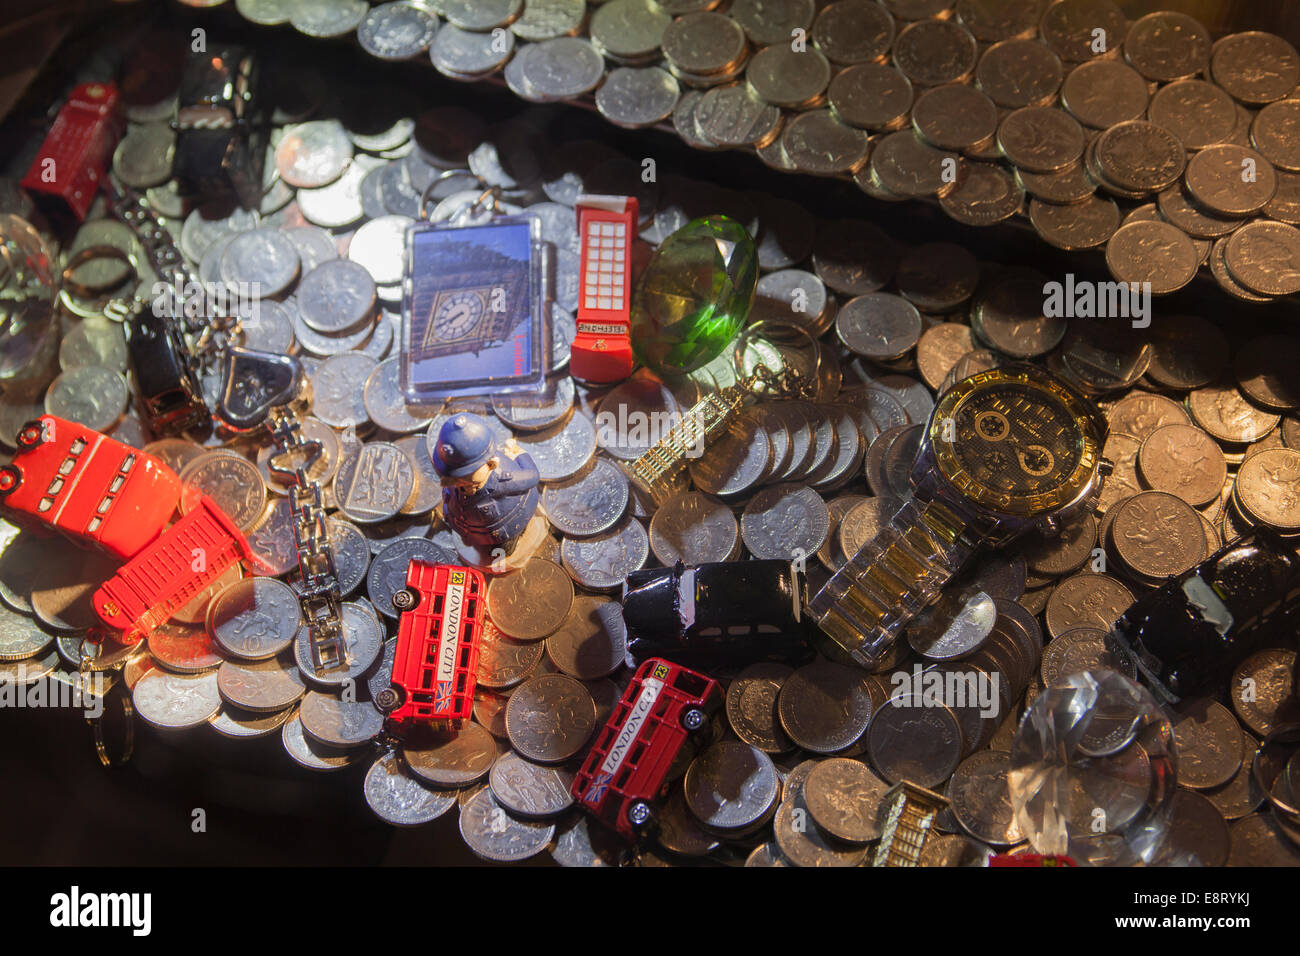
[431,413,540,563]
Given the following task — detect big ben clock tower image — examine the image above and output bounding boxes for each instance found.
[401,215,547,402]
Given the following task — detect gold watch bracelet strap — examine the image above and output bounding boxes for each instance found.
[808,495,991,670]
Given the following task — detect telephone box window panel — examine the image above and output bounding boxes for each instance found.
[401,217,547,402]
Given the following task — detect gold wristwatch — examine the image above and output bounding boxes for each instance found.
[809,364,1110,669]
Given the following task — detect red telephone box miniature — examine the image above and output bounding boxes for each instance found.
[0,415,180,560]
[93,495,251,642]
[572,657,721,841]
[376,562,487,726]
[20,82,123,222]
[570,194,638,385]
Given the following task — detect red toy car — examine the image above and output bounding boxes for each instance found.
[376,562,487,726]
[572,657,721,840]
[20,82,123,222]
[569,194,638,385]
[0,415,180,560]
[93,495,251,642]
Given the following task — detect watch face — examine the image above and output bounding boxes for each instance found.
[931,367,1104,516]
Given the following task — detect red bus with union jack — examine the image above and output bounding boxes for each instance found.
[0,415,180,560]
[571,657,721,841]
[376,562,487,726]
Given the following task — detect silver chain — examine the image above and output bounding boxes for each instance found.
[103,177,242,371]
[266,406,348,671]
[104,178,347,673]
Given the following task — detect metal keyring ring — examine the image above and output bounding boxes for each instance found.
[60,244,139,300]
[464,185,503,222]
[89,688,135,768]
[732,318,822,396]
[419,167,484,220]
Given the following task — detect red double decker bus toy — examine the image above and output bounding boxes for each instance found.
[376,562,487,726]
[572,657,721,840]
[570,194,638,385]
[20,82,123,222]
[93,496,251,643]
[0,416,180,560]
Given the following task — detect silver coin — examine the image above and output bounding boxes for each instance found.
[560,514,649,591]
[549,303,576,372]
[777,659,874,754]
[322,518,370,596]
[740,482,830,562]
[364,751,458,826]
[689,409,770,497]
[364,357,435,434]
[133,670,222,730]
[220,226,301,298]
[803,757,891,844]
[541,459,629,537]
[0,603,52,661]
[216,655,307,713]
[493,375,575,431]
[392,434,441,517]
[180,203,258,263]
[281,710,357,771]
[237,300,296,353]
[348,214,413,286]
[836,292,923,361]
[648,490,739,565]
[290,0,368,36]
[684,740,781,833]
[552,813,621,867]
[358,2,439,61]
[595,378,683,461]
[0,647,59,686]
[489,751,575,818]
[521,36,606,101]
[947,749,1024,846]
[209,704,293,740]
[544,594,627,680]
[597,66,681,129]
[284,225,340,272]
[311,352,378,428]
[868,692,964,788]
[276,120,355,187]
[514,411,597,482]
[907,589,997,661]
[44,365,127,432]
[58,319,128,373]
[366,537,457,618]
[459,786,555,863]
[112,122,175,189]
[293,602,384,687]
[207,577,302,660]
[404,720,499,787]
[430,23,515,79]
[333,441,417,524]
[298,690,385,748]
[297,259,376,334]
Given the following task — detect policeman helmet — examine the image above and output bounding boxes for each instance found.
[431,413,497,479]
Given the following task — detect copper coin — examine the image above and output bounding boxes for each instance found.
[1138,424,1227,507]
[1043,572,1135,639]
[1111,491,1207,580]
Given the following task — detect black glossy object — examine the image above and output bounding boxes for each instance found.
[172,44,266,209]
[622,559,814,667]
[126,305,210,438]
[1106,530,1300,705]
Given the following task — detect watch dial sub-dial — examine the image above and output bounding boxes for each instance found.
[951,384,1082,496]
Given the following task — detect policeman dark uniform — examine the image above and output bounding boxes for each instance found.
[431,413,540,551]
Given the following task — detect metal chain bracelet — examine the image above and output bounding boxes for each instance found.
[265,405,349,674]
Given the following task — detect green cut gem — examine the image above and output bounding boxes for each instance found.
[630,215,758,376]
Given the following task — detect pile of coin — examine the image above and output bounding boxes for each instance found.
[3,20,1300,868]
[186,0,1300,302]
